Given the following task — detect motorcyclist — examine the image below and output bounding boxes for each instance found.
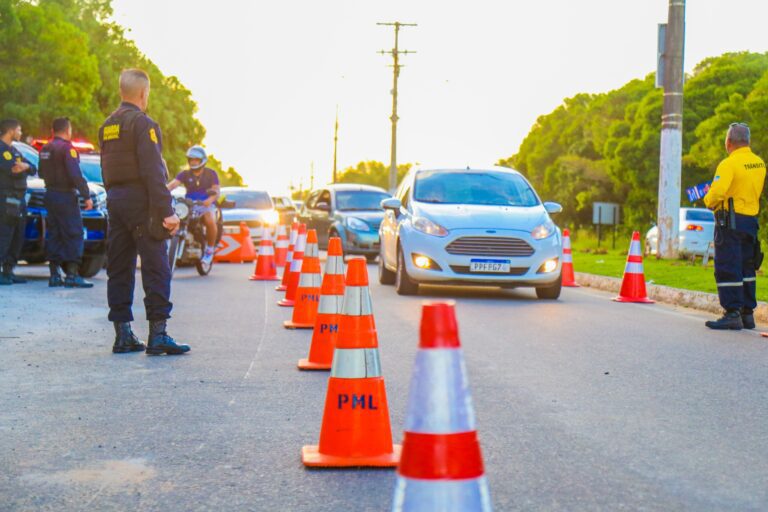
[167,146,220,265]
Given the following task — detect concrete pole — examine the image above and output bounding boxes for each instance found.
[332,106,339,184]
[657,0,686,259]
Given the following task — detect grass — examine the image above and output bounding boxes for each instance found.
[570,233,768,302]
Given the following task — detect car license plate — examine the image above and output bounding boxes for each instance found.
[469,259,510,273]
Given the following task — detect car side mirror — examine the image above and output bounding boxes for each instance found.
[544,202,563,215]
[221,200,235,209]
[381,198,402,210]
[316,201,331,212]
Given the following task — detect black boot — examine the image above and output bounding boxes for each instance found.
[741,309,756,330]
[64,262,93,289]
[112,322,146,353]
[705,310,744,330]
[146,320,190,355]
[2,264,26,284]
[49,262,64,287]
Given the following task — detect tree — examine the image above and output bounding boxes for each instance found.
[336,161,411,190]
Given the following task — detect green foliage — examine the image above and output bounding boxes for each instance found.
[202,153,245,188]
[335,161,411,190]
[0,0,243,185]
[500,52,768,230]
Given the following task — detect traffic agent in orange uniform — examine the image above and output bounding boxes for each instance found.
[703,123,766,330]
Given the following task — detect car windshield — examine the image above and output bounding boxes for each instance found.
[686,210,714,222]
[222,190,272,210]
[413,170,540,207]
[335,190,390,211]
[80,156,103,183]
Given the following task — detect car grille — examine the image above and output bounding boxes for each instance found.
[449,265,529,276]
[26,189,100,211]
[225,220,262,229]
[445,236,534,257]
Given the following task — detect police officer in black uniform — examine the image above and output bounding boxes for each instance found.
[39,117,94,288]
[0,119,37,285]
[99,69,190,355]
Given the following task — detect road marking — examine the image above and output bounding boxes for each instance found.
[228,281,270,407]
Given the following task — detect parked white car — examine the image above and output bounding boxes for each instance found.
[645,208,715,257]
[378,166,563,299]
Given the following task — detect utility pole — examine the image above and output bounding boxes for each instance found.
[332,106,339,184]
[657,0,686,259]
[378,21,416,194]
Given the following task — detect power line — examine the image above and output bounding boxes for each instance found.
[378,21,417,194]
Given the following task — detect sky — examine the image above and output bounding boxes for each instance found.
[110,0,768,195]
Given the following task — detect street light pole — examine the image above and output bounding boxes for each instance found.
[332,106,339,184]
[378,21,416,194]
[657,0,686,259]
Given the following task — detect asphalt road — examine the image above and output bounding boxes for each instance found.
[1,261,767,511]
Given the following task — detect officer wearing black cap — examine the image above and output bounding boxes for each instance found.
[39,117,94,288]
[0,118,37,285]
[99,68,190,355]
[704,123,766,330]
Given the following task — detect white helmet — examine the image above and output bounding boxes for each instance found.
[186,145,207,170]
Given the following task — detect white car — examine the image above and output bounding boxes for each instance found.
[219,187,279,244]
[645,208,715,257]
[378,166,564,299]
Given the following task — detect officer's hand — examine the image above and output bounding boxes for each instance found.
[163,214,181,235]
[11,163,29,174]
[84,199,94,211]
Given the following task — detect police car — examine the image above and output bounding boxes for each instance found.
[13,141,109,277]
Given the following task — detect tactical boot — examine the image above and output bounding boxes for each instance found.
[705,311,743,330]
[741,309,756,330]
[49,263,64,287]
[146,320,190,356]
[112,322,146,353]
[64,263,93,289]
[2,264,26,284]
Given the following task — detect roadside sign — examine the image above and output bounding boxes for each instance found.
[592,202,619,226]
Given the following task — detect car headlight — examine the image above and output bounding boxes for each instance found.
[412,216,449,237]
[174,202,190,220]
[346,217,370,231]
[531,221,555,240]
[262,209,280,225]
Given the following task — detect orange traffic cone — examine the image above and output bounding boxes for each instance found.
[284,229,322,329]
[614,231,654,304]
[393,301,492,511]
[276,222,299,292]
[302,257,401,467]
[278,223,306,307]
[249,236,280,281]
[561,228,579,287]
[298,237,345,370]
[274,224,289,267]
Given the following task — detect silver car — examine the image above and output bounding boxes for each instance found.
[645,208,715,257]
[220,187,280,245]
[378,166,564,298]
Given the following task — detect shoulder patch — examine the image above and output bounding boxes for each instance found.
[103,124,120,141]
[149,128,158,144]
[70,148,78,159]
[2,151,11,161]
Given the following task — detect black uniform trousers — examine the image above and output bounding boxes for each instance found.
[106,186,172,322]
[44,190,84,265]
[714,214,759,313]
[0,192,27,265]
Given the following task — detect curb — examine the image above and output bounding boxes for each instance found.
[574,272,768,323]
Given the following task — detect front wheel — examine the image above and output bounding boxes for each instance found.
[195,257,213,276]
[395,246,419,295]
[79,254,106,278]
[168,236,183,276]
[535,274,562,300]
[378,250,396,285]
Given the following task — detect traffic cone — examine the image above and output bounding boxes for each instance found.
[302,257,401,467]
[274,224,289,267]
[298,237,345,370]
[392,302,492,512]
[561,229,579,287]
[284,229,322,329]
[614,231,655,304]
[278,223,306,307]
[276,222,299,292]
[249,236,280,281]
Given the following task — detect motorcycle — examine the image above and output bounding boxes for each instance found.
[167,197,224,276]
